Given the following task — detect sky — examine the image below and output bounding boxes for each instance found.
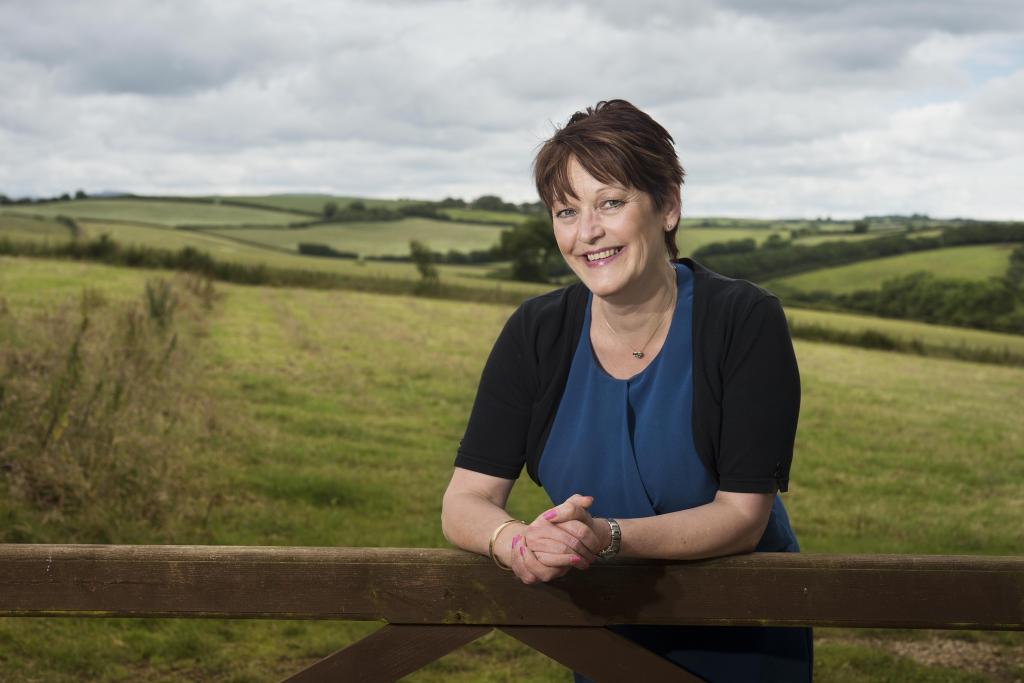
[1,0,1022,219]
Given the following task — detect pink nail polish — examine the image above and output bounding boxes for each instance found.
[520,546,525,557]
[511,535,519,549]
[570,556,579,564]
[543,510,556,520]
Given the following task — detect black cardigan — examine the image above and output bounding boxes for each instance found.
[454,258,800,494]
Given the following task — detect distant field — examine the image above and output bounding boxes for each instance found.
[677,226,789,254]
[207,194,419,214]
[0,213,73,241]
[1,219,549,297]
[438,207,530,225]
[785,306,1024,358]
[200,217,505,257]
[4,200,306,227]
[790,232,894,246]
[766,243,1016,294]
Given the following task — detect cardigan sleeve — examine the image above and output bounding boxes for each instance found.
[453,306,534,479]
[716,295,800,493]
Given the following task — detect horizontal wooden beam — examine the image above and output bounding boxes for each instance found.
[0,545,1020,630]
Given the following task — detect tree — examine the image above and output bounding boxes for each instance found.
[349,200,365,211]
[852,220,870,234]
[74,189,88,200]
[323,201,338,219]
[409,240,439,291]
[498,217,565,282]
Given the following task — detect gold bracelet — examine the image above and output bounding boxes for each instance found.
[488,519,524,571]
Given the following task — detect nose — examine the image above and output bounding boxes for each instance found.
[578,208,605,244]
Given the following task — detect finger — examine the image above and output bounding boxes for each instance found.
[534,550,591,570]
[520,541,570,582]
[540,495,594,524]
[529,522,598,562]
[553,520,602,556]
[510,534,541,584]
[526,538,592,566]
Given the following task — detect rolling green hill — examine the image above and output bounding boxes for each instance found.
[766,243,1016,295]
[206,193,420,214]
[199,217,504,258]
[4,199,306,226]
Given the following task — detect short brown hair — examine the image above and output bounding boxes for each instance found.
[533,99,686,258]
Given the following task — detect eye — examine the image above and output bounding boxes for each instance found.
[601,199,625,210]
[554,208,576,219]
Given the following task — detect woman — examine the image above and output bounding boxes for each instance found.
[441,100,812,682]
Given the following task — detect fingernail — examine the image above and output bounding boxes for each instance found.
[520,546,525,557]
[543,510,556,520]
[570,555,580,564]
[511,535,519,549]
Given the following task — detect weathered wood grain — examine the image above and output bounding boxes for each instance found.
[501,626,705,682]
[0,545,1020,629]
[281,624,491,683]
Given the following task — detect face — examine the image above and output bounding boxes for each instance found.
[550,158,679,301]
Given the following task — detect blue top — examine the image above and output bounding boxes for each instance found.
[539,263,811,683]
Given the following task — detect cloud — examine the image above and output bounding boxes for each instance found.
[0,0,1021,218]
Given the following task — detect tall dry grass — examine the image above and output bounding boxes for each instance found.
[0,274,217,543]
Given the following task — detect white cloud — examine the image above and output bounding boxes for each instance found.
[0,0,1021,218]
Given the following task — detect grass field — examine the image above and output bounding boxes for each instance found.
[2,200,306,227]
[1,257,1021,682]
[766,243,1017,295]
[438,207,532,225]
[0,213,73,241]
[200,216,505,257]
[677,226,789,253]
[206,193,419,214]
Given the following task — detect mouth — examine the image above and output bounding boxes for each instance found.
[581,246,624,266]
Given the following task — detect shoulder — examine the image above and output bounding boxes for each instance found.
[679,257,781,323]
[509,282,588,346]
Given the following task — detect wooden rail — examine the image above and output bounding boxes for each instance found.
[1,545,1021,682]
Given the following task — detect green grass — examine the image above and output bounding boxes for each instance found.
[784,306,1024,358]
[439,207,531,225]
[1,257,1021,681]
[0,219,550,297]
[200,217,505,257]
[0,213,74,241]
[206,193,419,214]
[766,244,1017,295]
[677,227,789,254]
[3,199,306,227]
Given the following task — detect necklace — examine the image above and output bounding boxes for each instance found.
[599,285,677,360]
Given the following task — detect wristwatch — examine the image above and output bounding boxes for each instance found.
[598,518,621,560]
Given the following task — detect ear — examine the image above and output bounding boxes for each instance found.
[662,189,682,231]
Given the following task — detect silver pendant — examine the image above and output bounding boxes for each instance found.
[632,351,644,359]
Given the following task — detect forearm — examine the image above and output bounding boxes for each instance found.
[441,488,525,558]
[616,494,771,560]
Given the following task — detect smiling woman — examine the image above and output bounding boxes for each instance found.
[441,100,812,683]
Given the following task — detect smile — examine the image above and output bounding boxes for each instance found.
[583,247,623,264]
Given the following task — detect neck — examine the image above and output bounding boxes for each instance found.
[596,260,677,333]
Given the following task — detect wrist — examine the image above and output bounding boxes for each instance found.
[490,520,527,569]
[597,517,621,560]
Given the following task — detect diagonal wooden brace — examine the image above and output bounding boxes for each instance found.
[281,624,492,683]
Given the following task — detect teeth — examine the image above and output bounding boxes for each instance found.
[587,248,620,262]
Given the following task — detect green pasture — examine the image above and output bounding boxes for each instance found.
[200,217,504,257]
[206,193,418,214]
[766,243,1017,295]
[0,218,549,297]
[785,306,1024,358]
[677,226,789,254]
[0,213,73,241]
[790,232,895,246]
[439,207,531,225]
[0,257,1021,682]
[2,199,305,227]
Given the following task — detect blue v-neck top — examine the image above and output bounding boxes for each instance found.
[537,263,809,683]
